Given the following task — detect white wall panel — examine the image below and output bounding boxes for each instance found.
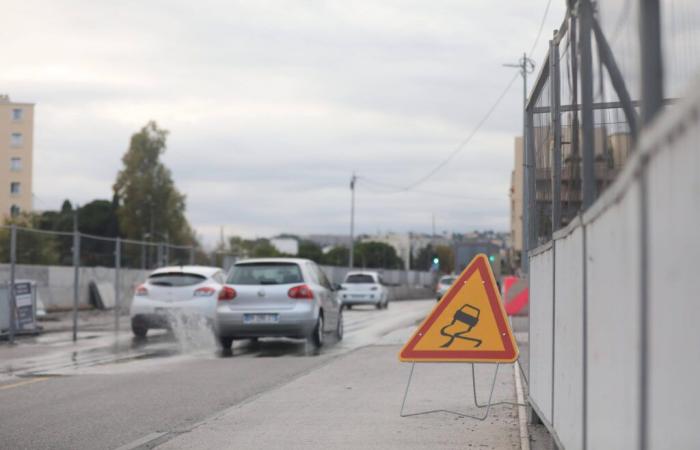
[553,227,584,450]
[529,247,554,423]
[585,181,642,450]
[647,113,700,449]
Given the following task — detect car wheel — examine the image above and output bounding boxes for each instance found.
[310,315,324,348]
[131,322,147,338]
[375,301,382,310]
[335,311,344,341]
[345,304,352,310]
[383,300,390,309]
[219,336,233,350]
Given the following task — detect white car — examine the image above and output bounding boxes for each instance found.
[436,274,457,301]
[130,266,227,338]
[339,271,389,310]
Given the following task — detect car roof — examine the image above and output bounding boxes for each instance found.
[234,258,313,265]
[345,271,380,277]
[150,266,222,277]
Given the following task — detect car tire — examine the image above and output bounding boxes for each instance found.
[219,336,233,351]
[310,315,324,348]
[131,322,147,338]
[375,302,382,310]
[335,311,344,341]
[345,304,352,310]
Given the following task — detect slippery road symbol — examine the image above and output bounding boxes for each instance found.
[439,303,482,348]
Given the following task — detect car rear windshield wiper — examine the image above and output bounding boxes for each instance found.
[259,280,279,285]
[150,281,173,286]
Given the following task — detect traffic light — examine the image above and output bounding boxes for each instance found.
[431,256,440,271]
[488,254,495,263]
[433,257,439,265]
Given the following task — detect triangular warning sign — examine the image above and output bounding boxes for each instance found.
[399,254,518,363]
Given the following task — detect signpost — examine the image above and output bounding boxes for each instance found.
[398,254,520,419]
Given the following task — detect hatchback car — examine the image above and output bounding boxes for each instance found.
[436,274,457,301]
[130,266,227,337]
[339,271,389,309]
[214,258,343,351]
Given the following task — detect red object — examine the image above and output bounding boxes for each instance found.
[135,284,148,296]
[503,276,529,315]
[288,284,314,300]
[218,286,237,301]
[194,286,216,297]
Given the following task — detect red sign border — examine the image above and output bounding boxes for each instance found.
[399,254,518,362]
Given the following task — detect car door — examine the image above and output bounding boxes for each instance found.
[312,263,339,331]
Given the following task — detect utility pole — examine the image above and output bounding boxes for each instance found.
[349,172,357,269]
[504,53,535,275]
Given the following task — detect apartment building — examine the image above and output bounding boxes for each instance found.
[0,95,33,218]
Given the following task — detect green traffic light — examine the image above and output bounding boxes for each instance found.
[432,257,439,264]
[488,255,495,262]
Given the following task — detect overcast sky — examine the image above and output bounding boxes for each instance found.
[3,0,566,247]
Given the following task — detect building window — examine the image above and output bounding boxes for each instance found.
[10,182,20,195]
[12,108,23,121]
[10,205,20,217]
[11,133,23,146]
[10,157,21,171]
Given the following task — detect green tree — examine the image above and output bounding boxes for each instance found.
[0,213,60,265]
[113,121,195,245]
[415,244,455,273]
[297,240,323,262]
[321,246,349,266]
[353,241,404,269]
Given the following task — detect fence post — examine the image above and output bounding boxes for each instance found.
[72,209,80,342]
[189,246,195,265]
[579,0,596,208]
[157,243,163,268]
[8,224,17,344]
[550,36,562,232]
[114,237,121,334]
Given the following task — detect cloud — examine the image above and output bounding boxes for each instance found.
[3,0,568,246]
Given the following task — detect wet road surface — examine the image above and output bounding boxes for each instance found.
[0,300,432,450]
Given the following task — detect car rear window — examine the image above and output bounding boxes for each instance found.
[228,263,303,285]
[440,277,456,285]
[148,273,206,287]
[345,274,376,284]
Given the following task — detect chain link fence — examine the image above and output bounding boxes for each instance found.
[0,224,195,342]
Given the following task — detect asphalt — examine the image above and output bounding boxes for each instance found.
[0,301,535,450]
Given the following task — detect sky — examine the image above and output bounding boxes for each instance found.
[2,0,566,247]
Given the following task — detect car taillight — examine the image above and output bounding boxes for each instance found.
[288,284,314,300]
[194,286,216,297]
[218,286,237,301]
[135,284,148,296]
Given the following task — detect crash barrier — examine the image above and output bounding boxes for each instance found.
[502,275,529,316]
[528,77,700,449]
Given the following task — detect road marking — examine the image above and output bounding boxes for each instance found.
[0,377,49,391]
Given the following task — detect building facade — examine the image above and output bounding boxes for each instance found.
[0,95,34,218]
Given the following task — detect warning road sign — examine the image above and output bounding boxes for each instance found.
[399,254,518,363]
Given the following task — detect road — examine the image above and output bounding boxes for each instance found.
[0,301,434,450]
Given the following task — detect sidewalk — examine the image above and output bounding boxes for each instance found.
[159,329,523,450]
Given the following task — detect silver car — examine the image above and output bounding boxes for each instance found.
[214,258,343,351]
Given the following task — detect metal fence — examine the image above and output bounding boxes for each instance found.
[521,0,690,269]
[0,224,195,342]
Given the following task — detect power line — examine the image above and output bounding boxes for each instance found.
[357,176,503,202]
[528,0,554,57]
[397,71,520,191]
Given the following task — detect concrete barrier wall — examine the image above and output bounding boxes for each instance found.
[528,78,700,448]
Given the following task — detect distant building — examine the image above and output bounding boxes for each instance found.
[270,237,299,255]
[0,95,34,219]
[454,241,502,278]
[361,232,451,271]
[303,234,351,249]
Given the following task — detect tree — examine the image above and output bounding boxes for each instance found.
[415,244,455,273]
[353,241,404,269]
[0,212,60,265]
[297,240,323,262]
[113,121,195,245]
[322,246,349,266]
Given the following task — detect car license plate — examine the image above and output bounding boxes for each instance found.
[155,307,180,315]
[244,314,279,324]
[351,294,365,299]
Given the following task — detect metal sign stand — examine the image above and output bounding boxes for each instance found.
[400,362,526,420]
